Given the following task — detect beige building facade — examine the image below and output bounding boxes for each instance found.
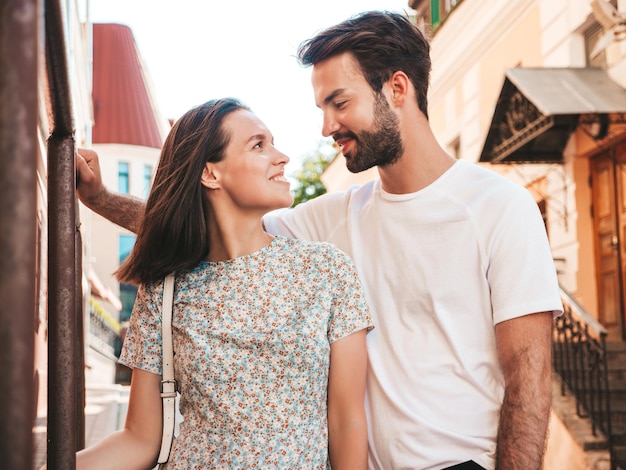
[424,0,626,338]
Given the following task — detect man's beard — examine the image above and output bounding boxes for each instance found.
[338,93,404,174]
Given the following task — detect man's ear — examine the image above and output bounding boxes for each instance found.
[201,164,219,190]
[389,71,410,105]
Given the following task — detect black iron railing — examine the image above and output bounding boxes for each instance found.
[553,287,614,468]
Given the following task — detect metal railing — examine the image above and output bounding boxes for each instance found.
[0,1,38,468]
[45,0,85,466]
[553,287,614,468]
[1,0,83,468]
[88,297,122,360]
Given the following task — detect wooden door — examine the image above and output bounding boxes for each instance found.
[615,142,626,338]
[591,153,624,339]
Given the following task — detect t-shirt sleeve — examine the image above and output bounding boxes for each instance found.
[264,191,350,242]
[118,281,164,375]
[326,247,374,343]
[488,187,563,324]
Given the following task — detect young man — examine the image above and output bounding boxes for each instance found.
[76,11,562,470]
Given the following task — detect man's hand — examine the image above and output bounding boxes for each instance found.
[75,147,145,234]
[76,148,107,207]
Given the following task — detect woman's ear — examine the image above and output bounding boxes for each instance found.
[201,164,219,190]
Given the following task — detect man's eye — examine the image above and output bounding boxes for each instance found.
[335,101,347,109]
[253,141,263,149]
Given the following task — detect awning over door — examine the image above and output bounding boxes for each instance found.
[479,67,626,164]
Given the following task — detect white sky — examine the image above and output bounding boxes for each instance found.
[87,0,414,172]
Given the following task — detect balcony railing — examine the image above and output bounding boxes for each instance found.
[553,287,613,467]
[88,297,122,360]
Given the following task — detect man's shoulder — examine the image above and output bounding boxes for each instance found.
[319,180,378,208]
[262,180,378,240]
[318,179,377,201]
[453,160,532,199]
[276,236,352,262]
[285,180,378,217]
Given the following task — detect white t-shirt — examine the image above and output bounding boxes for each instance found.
[264,159,563,470]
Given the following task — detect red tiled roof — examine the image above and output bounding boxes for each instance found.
[92,23,166,148]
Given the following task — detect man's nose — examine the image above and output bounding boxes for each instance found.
[321,112,340,137]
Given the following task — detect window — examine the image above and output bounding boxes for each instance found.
[142,164,153,199]
[118,162,130,194]
[585,23,607,67]
[118,234,137,322]
[430,0,459,29]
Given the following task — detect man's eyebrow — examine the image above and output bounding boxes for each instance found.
[321,89,347,107]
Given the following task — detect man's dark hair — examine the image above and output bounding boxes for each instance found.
[297,10,431,118]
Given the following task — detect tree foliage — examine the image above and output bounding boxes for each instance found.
[291,139,339,207]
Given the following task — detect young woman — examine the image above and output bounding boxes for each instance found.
[74,98,372,469]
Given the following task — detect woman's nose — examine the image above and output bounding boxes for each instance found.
[273,147,289,165]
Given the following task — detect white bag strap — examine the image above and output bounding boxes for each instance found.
[158,273,176,464]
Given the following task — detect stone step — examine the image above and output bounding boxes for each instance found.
[557,379,626,396]
[610,380,626,392]
[607,342,626,354]
[608,356,626,372]
[613,445,626,470]
[611,422,626,438]
[584,399,626,415]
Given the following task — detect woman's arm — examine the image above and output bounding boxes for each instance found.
[327,329,369,470]
[76,369,164,470]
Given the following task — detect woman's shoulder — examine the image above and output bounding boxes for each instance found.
[274,236,353,264]
[139,263,210,299]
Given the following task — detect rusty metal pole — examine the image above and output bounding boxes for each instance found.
[45,0,84,466]
[0,0,39,468]
[75,210,85,452]
[47,136,79,469]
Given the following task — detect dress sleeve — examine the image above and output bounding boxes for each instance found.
[118,281,164,375]
[326,247,374,343]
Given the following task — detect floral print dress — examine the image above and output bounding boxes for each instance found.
[119,236,373,469]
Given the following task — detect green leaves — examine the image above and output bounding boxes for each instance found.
[291,139,339,207]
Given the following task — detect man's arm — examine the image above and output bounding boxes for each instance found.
[77,148,146,233]
[495,311,553,470]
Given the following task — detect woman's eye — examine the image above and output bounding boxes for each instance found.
[253,141,263,149]
[335,101,347,109]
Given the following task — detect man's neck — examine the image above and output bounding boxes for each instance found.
[378,144,456,194]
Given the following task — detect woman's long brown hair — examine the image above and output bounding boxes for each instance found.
[116,98,249,285]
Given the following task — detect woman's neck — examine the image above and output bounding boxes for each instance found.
[206,218,274,262]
